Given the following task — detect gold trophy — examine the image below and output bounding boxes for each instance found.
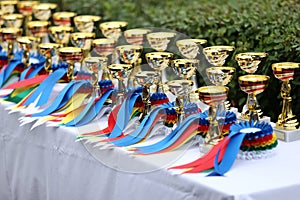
[16,36,36,68]
[235,52,268,120]
[74,15,101,33]
[135,71,158,118]
[33,3,57,21]
[0,1,18,14]
[2,14,23,28]
[198,85,228,152]
[145,52,173,93]
[27,21,50,44]
[168,80,193,123]
[124,28,150,45]
[83,57,107,96]
[238,75,269,122]
[71,32,96,61]
[17,1,39,34]
[92,38,116,80]
[107,64,132,104]
[38,43,61,73]
[203,46,235,110]
[171,59,199,101]
[176,39,207,59]
[115,45,143,85]
[0,27,22,60]
[53,12,77,27]
[48,26,73,46]
[99,21,128,42]
[58,47,83,81]
[272,62,300,142]
[176,39,207,96]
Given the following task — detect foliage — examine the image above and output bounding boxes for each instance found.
[44,0,300,122]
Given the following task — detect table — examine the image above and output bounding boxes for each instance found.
[1,101,300,200]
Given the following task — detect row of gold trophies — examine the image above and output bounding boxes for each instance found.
[0,0,299,146]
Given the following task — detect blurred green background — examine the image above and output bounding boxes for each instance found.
[43,0,300,122]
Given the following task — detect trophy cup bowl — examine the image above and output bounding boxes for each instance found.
[16,36,36,67]
[171,59,199,80]
[84,56,107,73]
[99,21,128,42]
[58,47,83,81]
[238,74,270,122]
[0,27,22,59]
[236,52,268,74]
[135,71,158,86]
[0,1,18,14]
[198,85,228,149]
[92,38,116,57]
[74,15,101,33]
[147,32,176,52]
[124,28,151,45]
[27,21,50,43]
[239,75,269,98]
[48,26,73,46]
[198,85,228,105]
[71,32,96,59]
[3,14,23,28]
[107,64,132,104]
[206,66,236,86]
[272,62,300,131]
[33,3,57,21]
[17,1,39,16]
[145,52,173,71]
[203,46,235,67]
[53,12,77,27]
[115,45,143,64]
[176,39,207,59]
[38,43,61,73]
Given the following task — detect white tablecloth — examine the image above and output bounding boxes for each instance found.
[1,101,300,200]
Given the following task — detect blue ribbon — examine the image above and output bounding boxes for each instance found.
[30,80,88,117]
[108,89,142,138]
[134,111,202,154]
[64,89,115,127]
[22,68,67,106]
[19,54,46,80]
[109,103,174,147]
[209,121,273,176]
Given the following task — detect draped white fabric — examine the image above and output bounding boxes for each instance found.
[1,101,300,200]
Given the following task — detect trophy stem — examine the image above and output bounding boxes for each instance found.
[247,93,259,122]
[67,62,75,81]
[23,50,30,68]
[277,80,299,129]
[206,102,222,145]
[176,96,186,124]
[92,71,100,97]
[156,70,164,93]
[116,79,125,104]
[7,41,14,60]
[141,85,151,120]
[44,56,52,73]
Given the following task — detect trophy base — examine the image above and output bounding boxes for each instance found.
[274,127,300,142]
[237,112,271,123]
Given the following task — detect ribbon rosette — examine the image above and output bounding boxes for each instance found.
[170,121,278,176]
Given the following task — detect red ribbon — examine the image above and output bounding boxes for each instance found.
[3,74,49,89]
